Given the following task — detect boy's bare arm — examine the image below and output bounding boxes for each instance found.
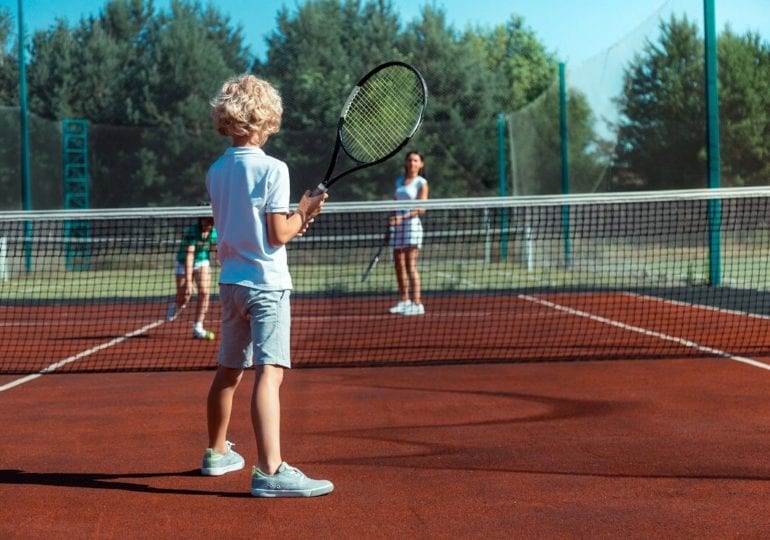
[267,191,328,247]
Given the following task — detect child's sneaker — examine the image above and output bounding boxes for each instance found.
[193,327,215,340]
[251,462,334,497]
[388,300,413,314]
[201,441,245,476]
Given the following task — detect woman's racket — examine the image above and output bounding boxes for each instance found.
[311,61,428,196]
[360,227,392,282]
[360,244,385,282]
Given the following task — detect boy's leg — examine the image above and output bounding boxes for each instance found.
[249,363,334,497]
[207,365,244,453]
[251,364,284,475]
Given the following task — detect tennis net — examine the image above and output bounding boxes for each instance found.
[2,187,770,374]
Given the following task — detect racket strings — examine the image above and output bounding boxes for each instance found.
[341,66,426,163]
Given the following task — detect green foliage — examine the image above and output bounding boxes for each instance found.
[0,9,19,209]
[0,7,17,104]
[401,6,500,197]
[718,29,770,186]
[2,1,768,208]
[615,15,706,190]
[615,15,770,189]
[468,15,557,111]
[8,0,250,207]
[0,0,561,206]
[257,0,403,200]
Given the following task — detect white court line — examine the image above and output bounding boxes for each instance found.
[0,319,165,393]
[519,294,770,371]
[625,290,770,321]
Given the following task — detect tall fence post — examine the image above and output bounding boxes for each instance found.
[559,62,571,268]
[497,113,509,261]
[704,0,721,286]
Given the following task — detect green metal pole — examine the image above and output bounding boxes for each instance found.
[18,0,33,271]
[18,0,31,209]
[497,113,508,260]
[704,0,721,286]
[559,63,571,267]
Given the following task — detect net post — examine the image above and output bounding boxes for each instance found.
[524,224,534,273]
[0,236,7,282]
[483,208,491,264]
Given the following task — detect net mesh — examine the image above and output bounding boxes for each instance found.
[505,2,676,195]
[2,187,770,374]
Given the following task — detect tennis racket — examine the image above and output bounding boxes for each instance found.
[360,245,385,283]
[360,227,392,282]
[311,61,428,196]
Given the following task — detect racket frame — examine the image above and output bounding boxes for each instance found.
[360,244,385,282]
[360,225,393,282]
[313,60,428,195]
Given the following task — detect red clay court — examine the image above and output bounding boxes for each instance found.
[2,290,770,537]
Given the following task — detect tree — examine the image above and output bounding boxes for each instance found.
[0,7,17,104]
[718,29,770,186]
[258,1,562,200]
[20,0,251,207]
[614,15,706,190]
[468,16,605,195]
[615,15,770,190]
[468,15,556,112]
[0,8,19,208]
[257,0,402,201]
[397,6,527,198]
[6,0,673,207]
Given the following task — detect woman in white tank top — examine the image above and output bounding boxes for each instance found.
[388,151,428,316]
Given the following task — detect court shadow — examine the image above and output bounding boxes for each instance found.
[0,468,250,498]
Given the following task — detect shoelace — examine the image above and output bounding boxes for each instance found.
[282,464,304,478]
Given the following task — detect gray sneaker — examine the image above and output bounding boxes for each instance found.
[201,441,245,476]
[251,462,334,497]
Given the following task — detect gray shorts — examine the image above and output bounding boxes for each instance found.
[217,284,291,369]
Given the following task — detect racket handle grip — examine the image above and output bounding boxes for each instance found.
[310,183,328,197]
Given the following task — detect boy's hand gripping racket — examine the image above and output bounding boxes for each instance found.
[311,61,428,196]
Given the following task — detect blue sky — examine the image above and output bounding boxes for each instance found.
[2,0,769,64]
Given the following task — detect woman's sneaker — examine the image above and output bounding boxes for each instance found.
[201,441,245,476]
[251,462,334,497]
[402,303,425,316]
[389,300,413,314]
